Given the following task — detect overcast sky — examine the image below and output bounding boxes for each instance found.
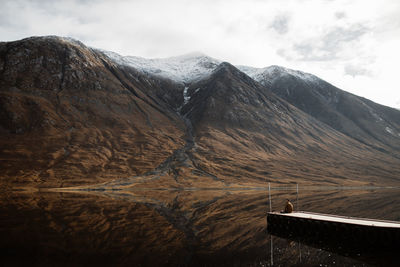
[1,0,400,109]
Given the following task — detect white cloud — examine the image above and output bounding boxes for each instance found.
[0,0,399,109]
[270,14,291,35]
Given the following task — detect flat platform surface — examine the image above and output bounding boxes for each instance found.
[269,211,400,228]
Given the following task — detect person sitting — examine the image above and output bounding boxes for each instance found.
[281,199,293,213]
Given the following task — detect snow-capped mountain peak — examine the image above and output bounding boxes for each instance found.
[101,50,221,84]
[237,65,319,86]
[100,49,318,85]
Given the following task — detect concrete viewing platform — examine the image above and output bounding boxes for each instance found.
[273,211,400,228]
[267,211,400,252]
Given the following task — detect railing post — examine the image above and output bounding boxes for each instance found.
[270,234,274,266]
[296,183,299,211]
[268,182,272,212]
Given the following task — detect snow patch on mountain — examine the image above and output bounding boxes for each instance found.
[183,86,190,105]
[384,126,399,137]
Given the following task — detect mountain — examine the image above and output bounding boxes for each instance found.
[171,62,400,187]
[103,51,400,153]
[244,65,400,156]
[1,36,399,189]
[0,36,186,188]
[99,49,400,156]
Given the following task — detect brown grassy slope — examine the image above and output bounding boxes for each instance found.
[0,36,185,188]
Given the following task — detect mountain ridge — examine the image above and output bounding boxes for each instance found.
[1,36,399,189]
[102,47,400,156]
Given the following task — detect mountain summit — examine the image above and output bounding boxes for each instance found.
[1,36,399,189]
[101,50,221,84]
